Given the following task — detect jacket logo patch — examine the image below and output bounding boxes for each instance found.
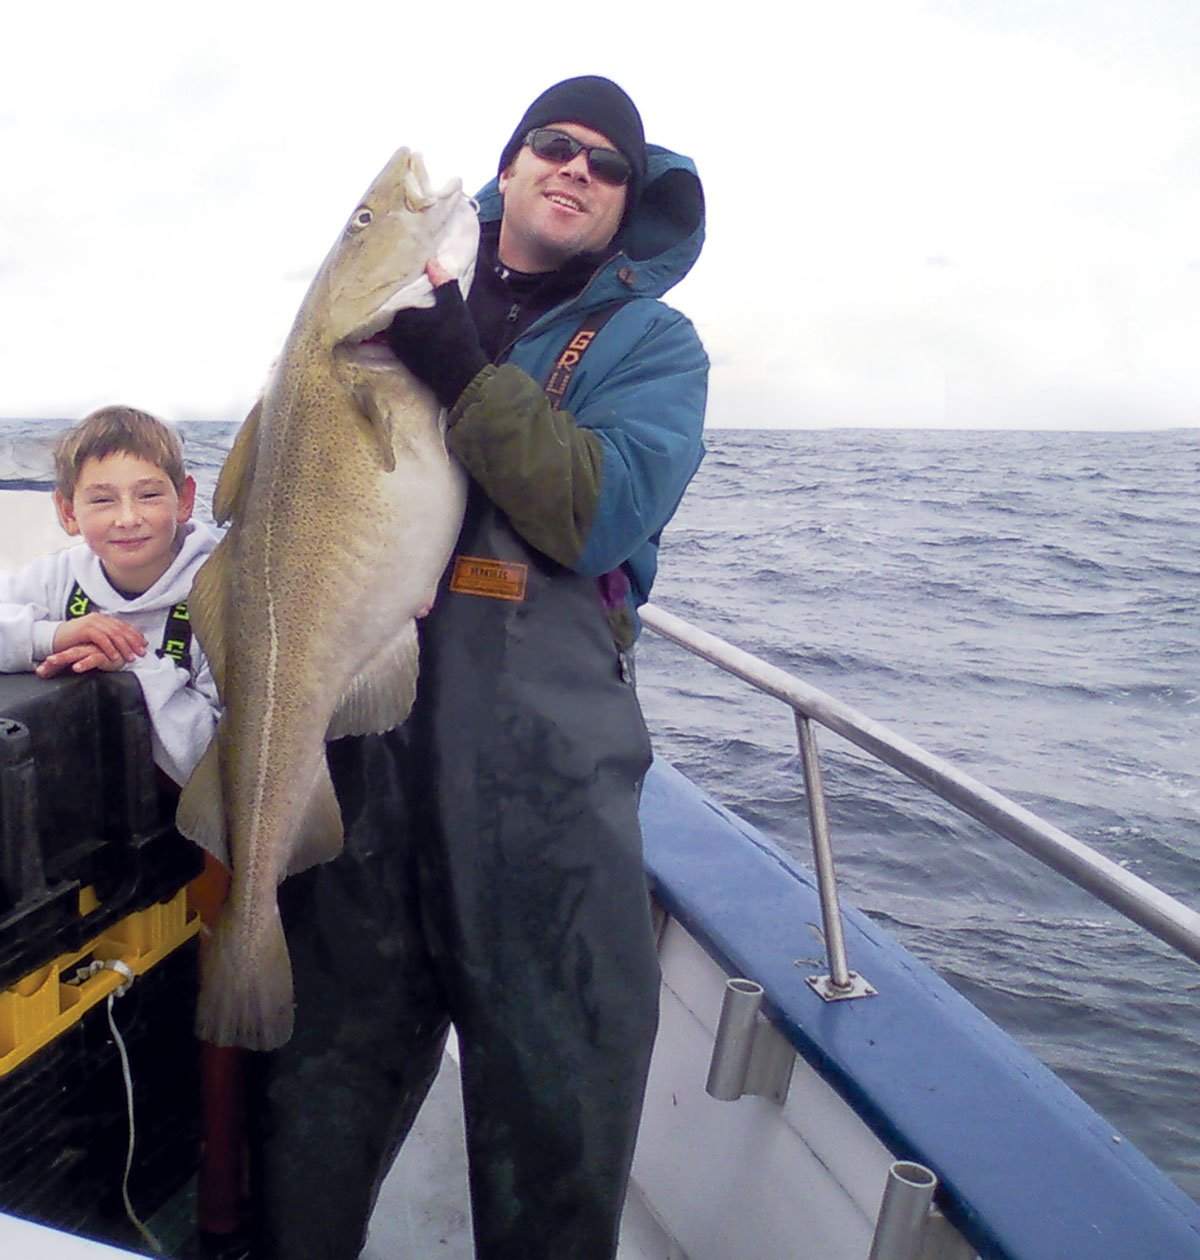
[544,329,598,405]
[449,556,528,602]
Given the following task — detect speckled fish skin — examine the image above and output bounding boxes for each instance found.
[177,149,477,1050]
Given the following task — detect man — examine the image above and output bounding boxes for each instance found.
[251,76,708,1260]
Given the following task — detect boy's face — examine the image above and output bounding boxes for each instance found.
[55,452,196,594]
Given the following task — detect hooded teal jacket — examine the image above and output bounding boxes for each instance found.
[447,145,708,640]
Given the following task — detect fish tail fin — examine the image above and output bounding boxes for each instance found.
[196,908,294,1051]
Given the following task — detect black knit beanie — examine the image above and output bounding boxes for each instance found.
[498,76,647,212]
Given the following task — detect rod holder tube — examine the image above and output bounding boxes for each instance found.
[795,713,852,989]
[706,978,763,1100]
[868,1161,938,1260]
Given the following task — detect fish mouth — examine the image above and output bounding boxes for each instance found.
[339,295,420,355]
[340,277,431,349]
[404,155,464,214]
[339,191,479,353]
[340,332,398,366]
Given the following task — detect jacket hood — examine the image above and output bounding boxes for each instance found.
[473,145,705,303]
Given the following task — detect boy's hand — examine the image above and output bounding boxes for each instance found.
[48,614,147,666]
[36,644,130,677]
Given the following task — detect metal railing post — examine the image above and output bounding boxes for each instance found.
[796,714,851,988]
[795,713,876,1002]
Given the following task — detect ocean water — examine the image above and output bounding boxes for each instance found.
[3,421,1198,1199]
[636,426,1200,1202]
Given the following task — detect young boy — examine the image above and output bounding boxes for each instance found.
[0,405,221,786]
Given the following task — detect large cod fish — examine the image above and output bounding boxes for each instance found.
[177,149,477,1050]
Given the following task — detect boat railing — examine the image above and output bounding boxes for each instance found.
[639,603,1200,994]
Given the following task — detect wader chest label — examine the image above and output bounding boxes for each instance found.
[450,556,528,602]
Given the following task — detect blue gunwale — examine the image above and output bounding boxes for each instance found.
[640,758,1200,1260]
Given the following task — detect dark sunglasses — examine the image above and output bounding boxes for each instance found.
[523,128,632,187]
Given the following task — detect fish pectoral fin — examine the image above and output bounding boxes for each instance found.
[176,739,229,867]
[285,765,345,877]
[213,396,263,525]
[327,621,419,740]
[348,372,398,473]
[189,536,232,697]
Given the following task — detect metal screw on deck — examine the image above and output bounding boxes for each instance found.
[796,714,875,1002]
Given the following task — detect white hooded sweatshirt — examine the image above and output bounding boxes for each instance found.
[0,519,221,785]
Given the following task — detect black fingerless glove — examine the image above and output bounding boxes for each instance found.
[385,282,489,410]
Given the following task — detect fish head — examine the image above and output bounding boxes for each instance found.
[309,147,479,348]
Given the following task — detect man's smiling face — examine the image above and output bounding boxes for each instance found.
[497,121,628,273]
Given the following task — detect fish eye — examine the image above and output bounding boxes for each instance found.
[348,206,373,233]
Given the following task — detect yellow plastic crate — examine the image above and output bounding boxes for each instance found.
[0,887,201,1077]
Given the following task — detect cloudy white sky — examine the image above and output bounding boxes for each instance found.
[1,0,1197,430]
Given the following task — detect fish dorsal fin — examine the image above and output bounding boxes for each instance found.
[188,535,232,697]
[326,620,420,740]
[176,738,229,868]
[284,763,344,877]
[214,397,263,524]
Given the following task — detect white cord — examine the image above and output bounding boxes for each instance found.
[102,960,165,1256]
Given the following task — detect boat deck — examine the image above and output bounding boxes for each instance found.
[364,1033,675,1260]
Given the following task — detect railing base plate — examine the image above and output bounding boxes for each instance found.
[805,970,877,1002]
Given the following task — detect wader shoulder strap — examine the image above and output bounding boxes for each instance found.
[66,581,94,620]
[65,581,192,671]
[543,303,623,411]
[159,602,193,671]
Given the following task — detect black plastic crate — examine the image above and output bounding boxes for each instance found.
[2,1145,96,1235]
[0,1033,69,1117]
[72,938,202,1218]
[0,672,203,989]
[0,1040,73,1169]
[0,674,111,885]
[0,878,80,999]
[0,714,44,906]
[0,936,202,1241]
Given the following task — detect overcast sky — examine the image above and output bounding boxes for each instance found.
[2,0,1197,430]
